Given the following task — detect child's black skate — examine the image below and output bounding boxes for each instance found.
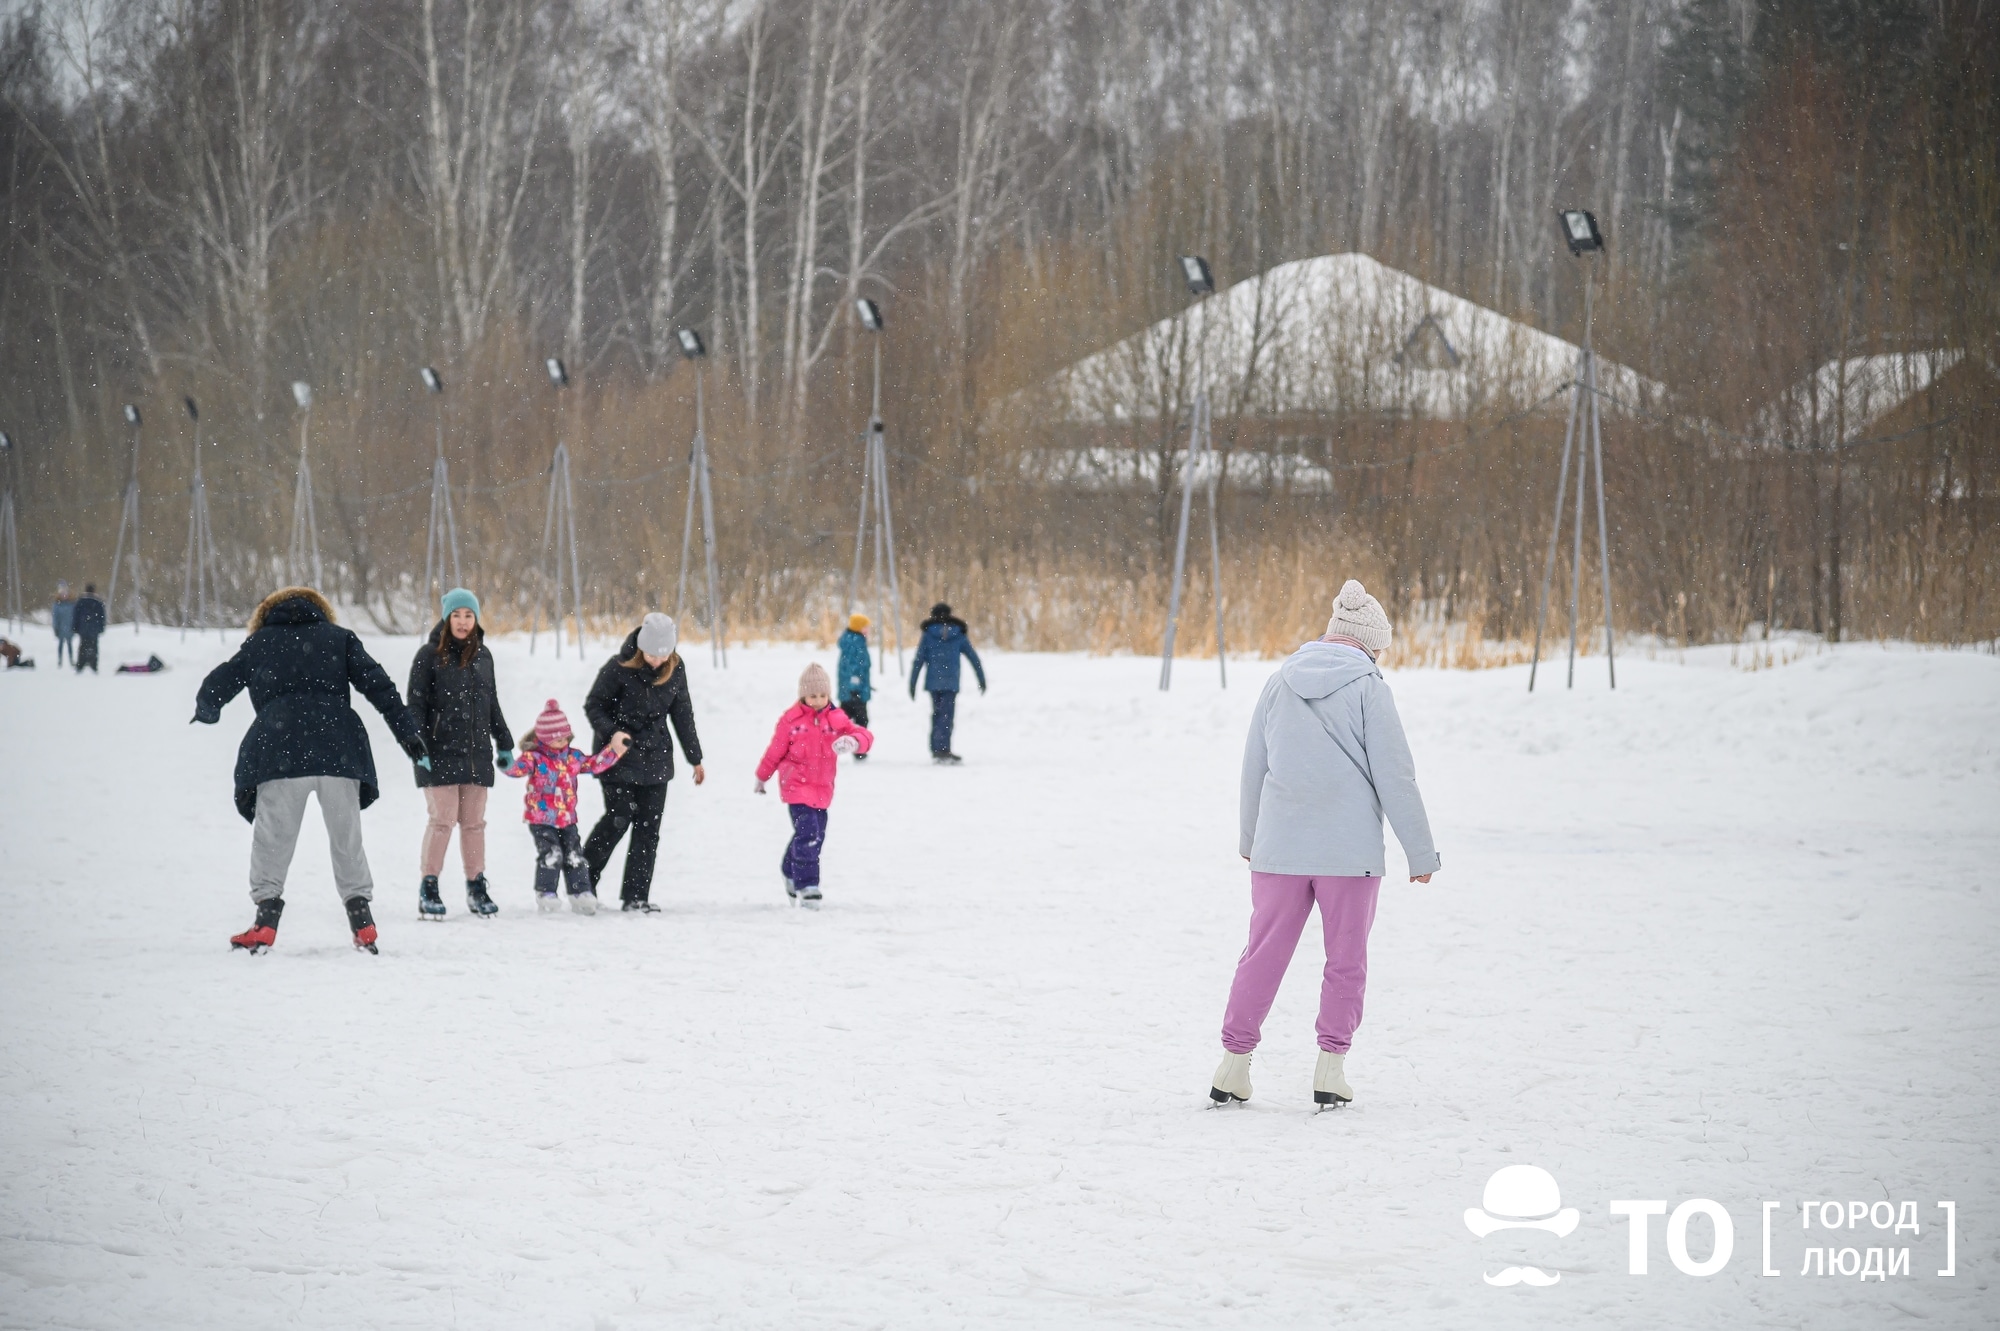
[465,874,498,917]
[344,896,379,954]
[230,898,284,954]
[419,875,446,920]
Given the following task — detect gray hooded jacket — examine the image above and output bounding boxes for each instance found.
[1240,642,1440,877]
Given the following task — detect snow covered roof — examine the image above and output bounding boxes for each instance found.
[1020,447,1334,493]
[1045,252,1660,425]
[1754,352,1967,449]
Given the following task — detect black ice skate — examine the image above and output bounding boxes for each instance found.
[465,874,498,917]
[621,898,661,913]
[344,896,379,954]
[418,874,446,920]
[230,898,285,954]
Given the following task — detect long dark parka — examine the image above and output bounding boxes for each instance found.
[405,619,512,787]
[584,629,703,785]
[194,587,423,822]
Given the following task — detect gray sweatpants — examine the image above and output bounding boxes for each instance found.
[249,776,375,904]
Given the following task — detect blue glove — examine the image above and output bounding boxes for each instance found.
[496,750,515,771]
[416,755,432,772]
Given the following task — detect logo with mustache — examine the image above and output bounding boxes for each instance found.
[1465,1165,1579,1288]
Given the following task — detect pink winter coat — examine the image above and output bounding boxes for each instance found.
[755,701,872,809]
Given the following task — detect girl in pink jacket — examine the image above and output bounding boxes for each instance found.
[505,699,628,913]
[755,663,872,906]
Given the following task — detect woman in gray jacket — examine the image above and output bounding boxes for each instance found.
[1211,580,1440,1110]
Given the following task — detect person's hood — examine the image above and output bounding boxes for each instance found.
[1278,640,1379,700]
[922,616,966,635]
[618,627,641,658]
[249,586,335,633]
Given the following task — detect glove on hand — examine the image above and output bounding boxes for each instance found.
[495,750,515,771]
[400,735,431,771]
[832,735,859,756]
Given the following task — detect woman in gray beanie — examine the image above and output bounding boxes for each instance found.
[1211,580,1440,1110]
[581,612,705,911]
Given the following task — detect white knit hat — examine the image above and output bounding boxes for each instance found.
[636,612,678,657]
[1325,579,1392,654]
[799,662,831,699]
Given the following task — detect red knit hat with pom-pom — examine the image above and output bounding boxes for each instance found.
[534,699,572,749]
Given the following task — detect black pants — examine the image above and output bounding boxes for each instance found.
[839,696,869,728]
[76,635,100,673]
[928,689,957,755]
[584,781,669,903]
[530,823,591,896]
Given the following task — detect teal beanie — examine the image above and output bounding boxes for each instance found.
[440,588,480,621]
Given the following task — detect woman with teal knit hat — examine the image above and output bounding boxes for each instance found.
[405,587,515,919]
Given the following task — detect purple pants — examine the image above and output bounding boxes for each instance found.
[782,804,830,888]
[1221,873,1382,1054]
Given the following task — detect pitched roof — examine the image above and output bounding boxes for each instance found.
[1045,252,1660,424]
[1755,352,1967,449]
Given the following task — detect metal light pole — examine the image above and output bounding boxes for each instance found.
[0,432,20,632]
[419,365,461,602]
[108,404,145,630]
[532,357,587,658]
[848,297,905,676]
[673,329,725,667]
[288,381,323,588]
[1160,254,1228,691]
[1529,209,1617,691]
[179,397,223,639]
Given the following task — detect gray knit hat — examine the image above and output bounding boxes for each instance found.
[636,612,678,657]
[799,662,831,699]
[1325,579,1392,654]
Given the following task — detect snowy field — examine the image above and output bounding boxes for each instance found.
[2,623,1996,1329]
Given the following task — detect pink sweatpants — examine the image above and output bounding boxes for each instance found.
[421,784,489,878]
[1221,873,1382,1055]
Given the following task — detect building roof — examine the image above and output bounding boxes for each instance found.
[1755,352,1967,449]
[1045,252,1660,425]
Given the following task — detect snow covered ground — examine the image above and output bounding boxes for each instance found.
[2,624,1996,1329]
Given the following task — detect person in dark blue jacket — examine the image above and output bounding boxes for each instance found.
[908,602,985,763]
[72,583,107,674]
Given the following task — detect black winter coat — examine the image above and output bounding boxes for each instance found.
[194,588,422,822]
[405,621,512,788]
[583,630,703,786]
[73,595,107,638]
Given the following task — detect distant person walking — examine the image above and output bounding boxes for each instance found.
[582,613,705,912]
[908,602,985,764]
[193,587,428,954]
[73,584,106,674]
[406,588,514,920]
[51,582,76,667]
[837,613,872,756]
[1211,580,1440,1111]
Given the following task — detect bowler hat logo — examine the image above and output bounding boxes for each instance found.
[1465,1165,1579,1287]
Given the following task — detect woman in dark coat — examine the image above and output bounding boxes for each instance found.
[193,586,427,954]
[582,612,704,911]
[406,588,514,919]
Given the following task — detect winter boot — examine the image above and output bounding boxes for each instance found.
[1210,1050,1253,1105]
[570,890,598,916]
[419,875,446,919]
[621,898,661,913]
[344,896,379,954]
[1313,1051,1353,1108]
[230,898,285,954]
[465,874,499,917]
[536,891,561,914]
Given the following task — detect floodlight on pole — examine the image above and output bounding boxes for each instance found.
[1529,209,1616,691]
[109,403,145,629]
[847,297,905,676]
[419,363,460,602]
[0,431,20,631]
[179,395,222,639]
[288,380,322,588]
[1159,255,1227,691]
[531,355,587,658]
[673,328,726,667]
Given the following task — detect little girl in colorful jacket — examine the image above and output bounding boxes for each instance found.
[505,699,628,913]
[755,663,871,904]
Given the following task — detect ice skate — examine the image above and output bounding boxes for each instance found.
[620,898,661,913]
[536,891,561,914]
[1313,1051,1353,1109]
[1209,1050,1252,1105]
[230,899,284,954]
[465,874,498,917]
[418,874,446,920]
[784,875,801,903]
[570,890,598,916]
[798,884,822,910]
[344,896,379,954]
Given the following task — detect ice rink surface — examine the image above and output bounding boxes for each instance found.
[2,625,1996,1328]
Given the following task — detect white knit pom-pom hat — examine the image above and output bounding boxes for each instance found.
[1325,579,1392,654]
